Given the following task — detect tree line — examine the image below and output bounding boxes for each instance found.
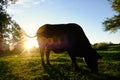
[92,42,120,51]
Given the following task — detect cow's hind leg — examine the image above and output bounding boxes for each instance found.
[40,48,45,65]
[45,49,50,65]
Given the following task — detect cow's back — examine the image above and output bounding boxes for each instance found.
[37,23,91,53]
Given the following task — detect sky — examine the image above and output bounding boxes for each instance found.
[7,0,120,47]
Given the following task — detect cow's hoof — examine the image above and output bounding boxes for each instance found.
[75,68,80,72]
[47,62,51,65]
[42,63,45,66]
[73,67,80,72]
[91,69,98,74]
[91,70,98,74]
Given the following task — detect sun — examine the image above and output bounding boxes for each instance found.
[24,40,33,49]
[24,42,32,49]
[24,38,38,49]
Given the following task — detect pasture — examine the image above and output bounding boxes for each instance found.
[0,49,120,80]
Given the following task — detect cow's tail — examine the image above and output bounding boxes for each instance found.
[20,28,37,38]
[24,33,37,38]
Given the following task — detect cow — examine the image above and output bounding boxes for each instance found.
[36,23,101,73]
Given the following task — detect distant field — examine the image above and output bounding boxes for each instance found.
[0,50,120,80]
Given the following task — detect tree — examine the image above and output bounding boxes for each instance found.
[103,0,120,32]
[0,0,24,53]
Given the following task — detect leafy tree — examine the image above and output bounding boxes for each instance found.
[103,0,120,32]
[0,0,24,53]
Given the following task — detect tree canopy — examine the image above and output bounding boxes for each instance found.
[103,0,120,32]
[0,0,24,52]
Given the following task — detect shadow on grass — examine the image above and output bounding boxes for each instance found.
[43,64,70,80]
[39,54,120,80]
[42,63,92,80]
[98,73,120,80]
[99,51,120,61]
[0,61,19,80]
[41,63,120,80]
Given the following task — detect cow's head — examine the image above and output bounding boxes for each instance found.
[83,49,102,73]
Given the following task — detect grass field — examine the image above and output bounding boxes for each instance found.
[0,50,120,80]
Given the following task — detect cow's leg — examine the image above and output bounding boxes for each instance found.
[40,48,45,65]
[69,52,80,71]
[46,49,50,65]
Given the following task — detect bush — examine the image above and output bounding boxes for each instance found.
[92,42,109,50]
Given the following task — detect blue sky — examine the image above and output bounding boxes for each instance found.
[7,0,120,45]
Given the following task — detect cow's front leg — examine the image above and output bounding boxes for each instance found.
[72,57,80,71]
[46,49,50,65]
[40,48,45,65]
[69,53,80,71]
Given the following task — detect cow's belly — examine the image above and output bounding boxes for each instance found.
[51,44,68,53]
[47,40,69,53]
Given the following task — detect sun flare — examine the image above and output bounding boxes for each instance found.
[24,41,33,49]
[25,42,33,49]
[24,38,38,49]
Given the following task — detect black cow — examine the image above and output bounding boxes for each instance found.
[36,23,101,73]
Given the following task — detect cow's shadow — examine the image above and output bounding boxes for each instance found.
[42,62,91,80]
[42,63,120,80]
[43,64,71,80]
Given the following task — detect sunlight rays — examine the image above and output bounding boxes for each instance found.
[24,38,38,50]
[24,40,34,50]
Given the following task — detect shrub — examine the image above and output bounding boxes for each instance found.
[92,42,109,50]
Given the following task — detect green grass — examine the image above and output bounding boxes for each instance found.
[0,50,120,80]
